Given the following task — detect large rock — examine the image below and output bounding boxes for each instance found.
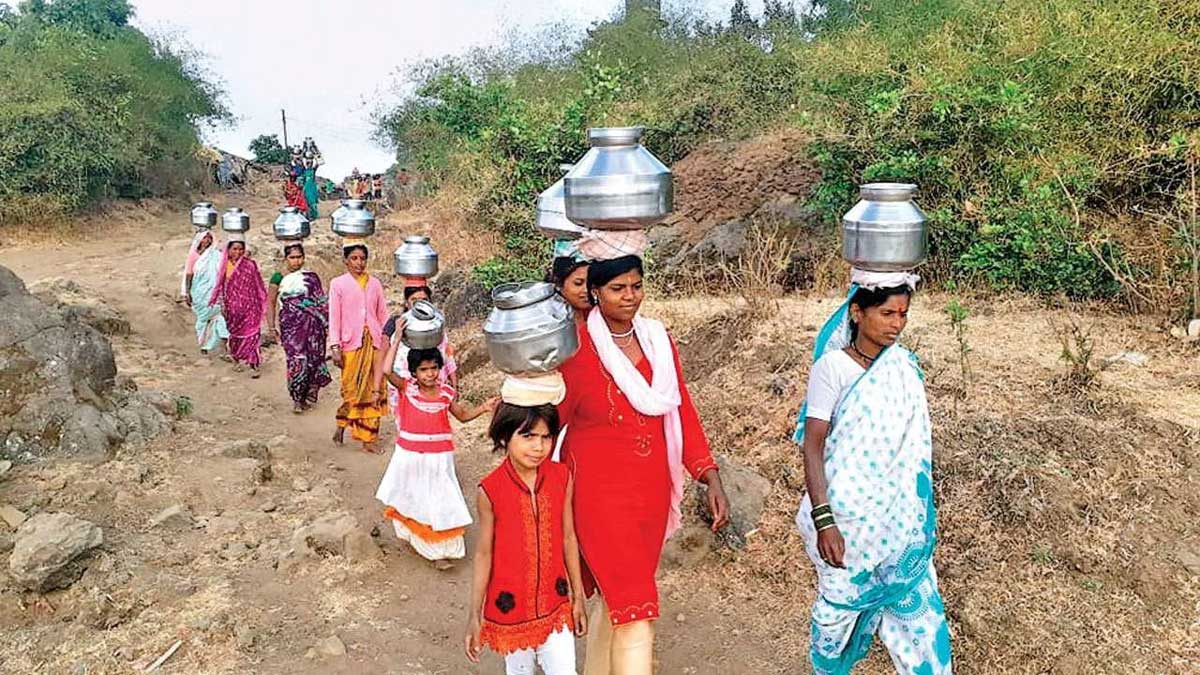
[290,511,379,562]
[0,265,168,461]
[694,455,771,550]
[28,278,131,336]
[9,512,103,591]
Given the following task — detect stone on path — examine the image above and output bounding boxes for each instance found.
[1103,350,1148,368]
[292,477,311,492]
[9,512,103,591]
[0,504,28,529]
[290,512,380,562]
[150,505,194,530]
[707,455,772,550]
[1189,319,1200,339]
[315,635,346,657]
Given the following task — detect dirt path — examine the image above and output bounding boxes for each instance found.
[0,200,763,674]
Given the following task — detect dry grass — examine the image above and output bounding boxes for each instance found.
[717,219,797,319]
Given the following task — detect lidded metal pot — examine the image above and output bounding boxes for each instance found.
[402,300,445,350]
[483,282,579,375]
[331,199,376,237]
[536,164,585,240]
[190,202,218,228]
[221,207,250,233]
[564,126,673,231]
[393,235,439,277]
[273,206,311,240]
[841,183,928,272]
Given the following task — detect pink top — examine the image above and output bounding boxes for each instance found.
[394,379,456,454]
[327,273,390,352]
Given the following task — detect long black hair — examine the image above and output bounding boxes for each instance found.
[848,285,913,340]
[487,402,561,453]
[586,255,643,305]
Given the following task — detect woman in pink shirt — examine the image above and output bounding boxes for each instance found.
[327,241,391,453]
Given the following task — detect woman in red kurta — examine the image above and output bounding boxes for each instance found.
[557,254,729,674]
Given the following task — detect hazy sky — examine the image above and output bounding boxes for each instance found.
[133,0,769,179]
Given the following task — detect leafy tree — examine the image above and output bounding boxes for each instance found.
[729,0,755,37]
[19,0,131,35]
[248,134,289,164]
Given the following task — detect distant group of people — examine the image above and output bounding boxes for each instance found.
[281,137,323,220]
[345,168,385,201]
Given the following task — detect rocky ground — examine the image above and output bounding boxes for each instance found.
[0,183,1198,674]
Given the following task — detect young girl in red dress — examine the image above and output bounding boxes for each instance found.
[375,348,496,569]
[465,403,587,674]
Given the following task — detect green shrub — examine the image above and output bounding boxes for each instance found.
[0,0,227,224]
[249,134,288,164]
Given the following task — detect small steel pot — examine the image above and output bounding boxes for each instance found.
[393,235,439,277]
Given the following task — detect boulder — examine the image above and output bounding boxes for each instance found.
[8,512,103,591]
[291,511,379,562]
[222,439,273,483]
[0,265,168,461]
[696,455,772,550]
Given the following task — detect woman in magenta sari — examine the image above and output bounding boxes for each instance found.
[209,235,267,378]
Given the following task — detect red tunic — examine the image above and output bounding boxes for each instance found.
[479,459,573,654]
[557,327,718,626]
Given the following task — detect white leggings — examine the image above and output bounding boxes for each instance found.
[505,627,577,675]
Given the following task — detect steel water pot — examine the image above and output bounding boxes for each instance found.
[483,282,579,375]
[393,235,439,277]
[331,199,376,237]
[220,207,250,233]
[536,164,585,240]
[841,183,928,272]
[190,202,218,228]
[564,126,673,230]
[402,300,445,350]
[273,206,311,240]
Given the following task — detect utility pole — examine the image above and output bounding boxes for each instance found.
[281,108,289,149]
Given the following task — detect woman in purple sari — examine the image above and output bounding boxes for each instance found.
[209,235,267,378]
[267,242,332,413]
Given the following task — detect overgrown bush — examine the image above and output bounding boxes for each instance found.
[0,0,227,224]
[374,0,1200,304]
[248,134,288,165]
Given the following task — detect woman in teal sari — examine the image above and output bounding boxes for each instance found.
[181,229,229,355]
[795,270,951,675]
[302,166,320,220]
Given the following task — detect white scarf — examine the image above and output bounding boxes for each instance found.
[586,307,686,541]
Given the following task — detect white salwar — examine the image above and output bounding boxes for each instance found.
[503,627,577,675]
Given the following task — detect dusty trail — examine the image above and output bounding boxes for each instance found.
[0,199,763,674]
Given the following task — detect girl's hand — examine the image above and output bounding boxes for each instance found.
[464,615,484,663]
[482,396,500,413]
[184,295,192,308]
[331,348,343,369]
[700,470,730,531]
[572,598,588,637]
[817,526,846,568]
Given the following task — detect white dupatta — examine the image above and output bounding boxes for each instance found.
[586,307,687,540]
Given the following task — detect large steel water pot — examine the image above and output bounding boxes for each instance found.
[190,202,218,228]
[221,207,251,233]
[393,235,439,277]
[563,126,673,230]
[273,206,311,240]
[331,199,376,237]
[484,282,579,375]
[402,300,445,350]
[841,183,928,272]
[536,164,585,240]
